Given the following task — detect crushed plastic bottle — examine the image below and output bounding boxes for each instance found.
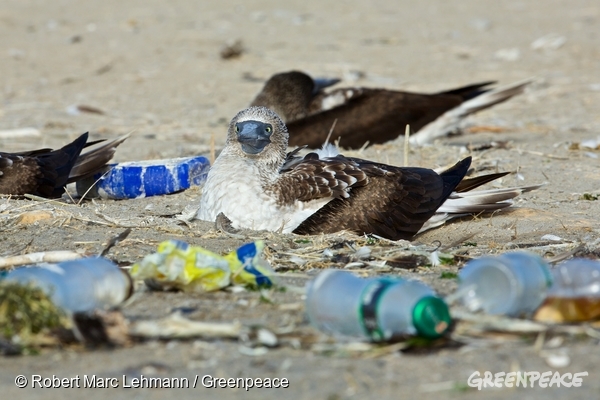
[535,258,600,323]
[1,257,132,313]
[458,252,552,317]
[305,269,451,341]
[130,240,274,292]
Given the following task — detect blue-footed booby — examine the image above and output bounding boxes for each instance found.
[196,107,539,241]
[250,71,530,149]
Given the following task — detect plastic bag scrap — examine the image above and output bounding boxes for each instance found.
[130,240,274,292]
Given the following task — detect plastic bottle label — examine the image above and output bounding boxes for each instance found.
[358,279,396,341]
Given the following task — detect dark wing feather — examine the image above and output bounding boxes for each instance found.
[280,146,307,171]
[0,132,89,197]
[287,88,465,149]
[250,72,513,150]
[68,133,129,182]
[270,154,368,204]
[293,157,471,240]
[435,81,496,100]
[454,172,510,193]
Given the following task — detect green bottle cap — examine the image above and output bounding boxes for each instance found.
[412,296,452,339]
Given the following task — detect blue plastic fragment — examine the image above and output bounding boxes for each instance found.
[79,156,210,199]
[235,242,273,287]
[236,242,258,264]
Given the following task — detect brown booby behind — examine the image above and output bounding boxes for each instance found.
[196,107,540,241]
[0,132,128,198]
[250,71,530,149]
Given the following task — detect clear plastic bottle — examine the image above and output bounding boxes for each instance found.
[457,252,552,316]
[536,258,600,322]
[305,269,451,341]
[1,257,132,313]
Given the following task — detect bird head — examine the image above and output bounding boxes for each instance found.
[226,106,289,165]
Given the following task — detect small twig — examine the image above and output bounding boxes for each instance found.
[357,140,370,155]
[99,228,132,257]
[363,341,411,359]
[77,168,114,205]
[545,243,585,264]
[440,232,478,252]
[324,119,338,146]
[509,148,568,160]
[129,312,242,339]
[23,194,72,207]
[210,133,216,165]
[69,214,114,227]
[63,186,76,204]
[93,210,137,227]
[0,250,83,269]
[404,124,410,167]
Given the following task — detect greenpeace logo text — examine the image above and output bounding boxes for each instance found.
[467,371,588,390]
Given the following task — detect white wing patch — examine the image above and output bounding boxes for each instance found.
[320,88,359,111]
[321,92,347,111]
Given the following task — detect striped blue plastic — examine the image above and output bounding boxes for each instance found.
[89,156,210,199]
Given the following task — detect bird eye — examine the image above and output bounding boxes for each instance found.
[265,125,272,133]
[235,125,240,133]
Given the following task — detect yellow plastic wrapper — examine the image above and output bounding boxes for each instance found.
[130,240,274,292]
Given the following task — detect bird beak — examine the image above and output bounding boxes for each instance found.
[236,121,272,154]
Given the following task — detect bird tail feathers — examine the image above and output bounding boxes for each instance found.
[417,183,542,234]
[68,133,130,182]
[410,79,532,146]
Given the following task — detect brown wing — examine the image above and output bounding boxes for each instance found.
[0,154,53,196]
[454,172,510,192]
[268,153,368,205]
[68,133,129,182]
[0,133,89,197]
[287,88,466,149]
[293,157,471,240]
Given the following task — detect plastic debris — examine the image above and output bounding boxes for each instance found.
[458,252,552,317]
[1,257,132,313]
[306,269,451,341]
[541,234,562,242]
[75,156,210,199]
[130,240,275,292]
[534,258,600,323]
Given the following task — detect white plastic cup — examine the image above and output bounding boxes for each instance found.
[458,252,552,316]
[305,269,451,341]
[2,257,132,313]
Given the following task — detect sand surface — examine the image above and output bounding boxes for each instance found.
[1,0,599,399]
